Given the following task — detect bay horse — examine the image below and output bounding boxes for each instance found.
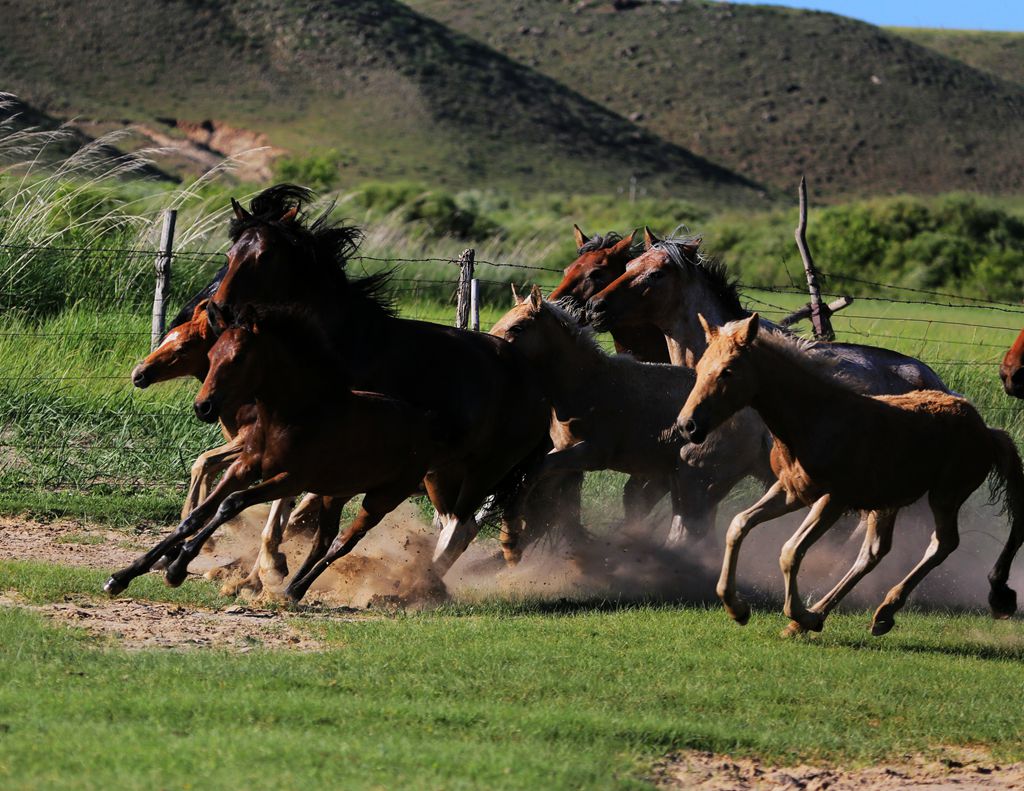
[208,185,550,575]
[587,228,949,393]
[999,328,1024,397]
[130,296,320,596]
[549,225,670,363]
[106,306,444,603]
[490,288,773,547]
[677,313,1024,636]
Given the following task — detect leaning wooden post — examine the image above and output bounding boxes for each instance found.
[469,278,480,331]
[150,209,177,350]
[455,248,475,329]
[794,176,833,341]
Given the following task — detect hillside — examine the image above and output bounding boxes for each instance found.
[0,0,764,203]
[895,28,1024,88]
[409,0,1024,199]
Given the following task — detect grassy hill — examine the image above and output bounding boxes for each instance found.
[409,0,1024,200]
[896,28,1024,88]
[0,0,765,203]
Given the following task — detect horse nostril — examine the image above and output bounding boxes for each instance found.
[194,400,213,420]
[684,419,697,435]
[132,369,148,388]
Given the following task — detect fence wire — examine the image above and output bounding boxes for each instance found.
[0,239,1021,499]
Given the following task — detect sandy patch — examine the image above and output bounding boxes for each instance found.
[0,516,151,569]
[653,748,1024,790]
[0,592,332,651]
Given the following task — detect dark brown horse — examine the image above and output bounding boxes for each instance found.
[549,225,669,363]
[208,185,550,575]
[106,307,444,602]
[1000,328,1024,397]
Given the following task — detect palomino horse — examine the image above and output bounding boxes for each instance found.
[999,328,1024,397]
[208,185,550,575]
[106,307,445,602]
[130,296,320,596]
[677,313,1024,636]
[550,225,669,363]
[588,228,949,392]
[490,288,773,548]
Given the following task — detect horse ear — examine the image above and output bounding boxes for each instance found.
[235,304,259,333]
[280,206,298,223]
[192,299,209,322]
[643,226,661,250]
[206,301,227,337]
[510,283,524,305]
[698,313,718,342]
[573,223,590,249]
[528,285,544,312]
[611,230,637,256]
[681,236,702,258]
[738,313,760,346]
[231,198,250,221]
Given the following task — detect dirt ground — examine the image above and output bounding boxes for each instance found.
[653,748,1024,790]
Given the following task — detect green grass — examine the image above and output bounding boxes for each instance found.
[0,595,1022,789]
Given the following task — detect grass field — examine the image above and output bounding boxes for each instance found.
[1,559,1023,790]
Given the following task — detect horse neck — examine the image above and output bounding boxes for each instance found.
[664,278,743,367]
[747,342,861,455]
[536,326,607,404]
[253,337,350,417]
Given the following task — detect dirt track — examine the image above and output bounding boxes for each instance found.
[655,749,1024,790]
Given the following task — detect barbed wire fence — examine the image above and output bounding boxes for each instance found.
[0,227,1022,509]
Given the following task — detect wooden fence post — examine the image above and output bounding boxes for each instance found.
[455,248,475,329]
[150,209,177,350]
[794,175,834,341]
[470,278,480,331]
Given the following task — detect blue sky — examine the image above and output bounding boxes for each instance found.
[719,1,1023,31]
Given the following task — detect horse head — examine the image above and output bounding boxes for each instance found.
[1000,328,1024,398]
[548,225,637,311]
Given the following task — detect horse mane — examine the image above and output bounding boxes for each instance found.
[732,319,869,395]
[165,263,227,336]
[654,234,747,319]
[577,231,637,257]
[544,298,604,354]
[229,183,396,318]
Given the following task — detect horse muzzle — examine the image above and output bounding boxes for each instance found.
[193,396,220,423]
[679,417,707,445]
[130,364,150,389]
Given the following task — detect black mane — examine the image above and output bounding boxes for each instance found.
[228,183,395,318]
[577,231,637,257]
[165,263,227,336]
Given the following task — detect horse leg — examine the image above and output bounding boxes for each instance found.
[284,496,346,591]
[284,487,410,603]
[804,509,898,622]
[164,473,300,588]
[105,460,257,596]
[717,481,802,625]
[181,437,244,519]
[871,496,961,636]
[623,474,669,524]
[220,497,294,597]
[666,465,716,546]
[777,495,847,635]
[284,493,322,538]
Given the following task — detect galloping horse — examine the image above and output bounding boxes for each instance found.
[491,289,773,549]
[208,185,550,575]
[588,228,948,393]
[130,296,321,596]
[677,314,1024,636]
[107,307,445,602]
[1000,328,1024,397]
[550,225,669,363]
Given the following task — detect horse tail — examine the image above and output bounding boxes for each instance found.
[986,428,1024,618]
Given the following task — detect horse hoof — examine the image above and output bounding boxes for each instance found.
[800,611,825,632]
[989,583,1017,620]
[727,601,751,626]
[870,618,895,637]
[781,621,805,638]
[164,562,189,588]
[104,576,126,597]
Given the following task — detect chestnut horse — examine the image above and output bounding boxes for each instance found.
[490,288,773,548]
[106,307,444,602]
[550,225,669,363]
[588,228,949,393]
[677,314,1024,636]
[1000,328,1024,397]
[130,296,320,596]
[208,185,550,575]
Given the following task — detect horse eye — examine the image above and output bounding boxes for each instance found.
[648,270,664,280]
[508,325,523,335]
[720,368,733,378]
